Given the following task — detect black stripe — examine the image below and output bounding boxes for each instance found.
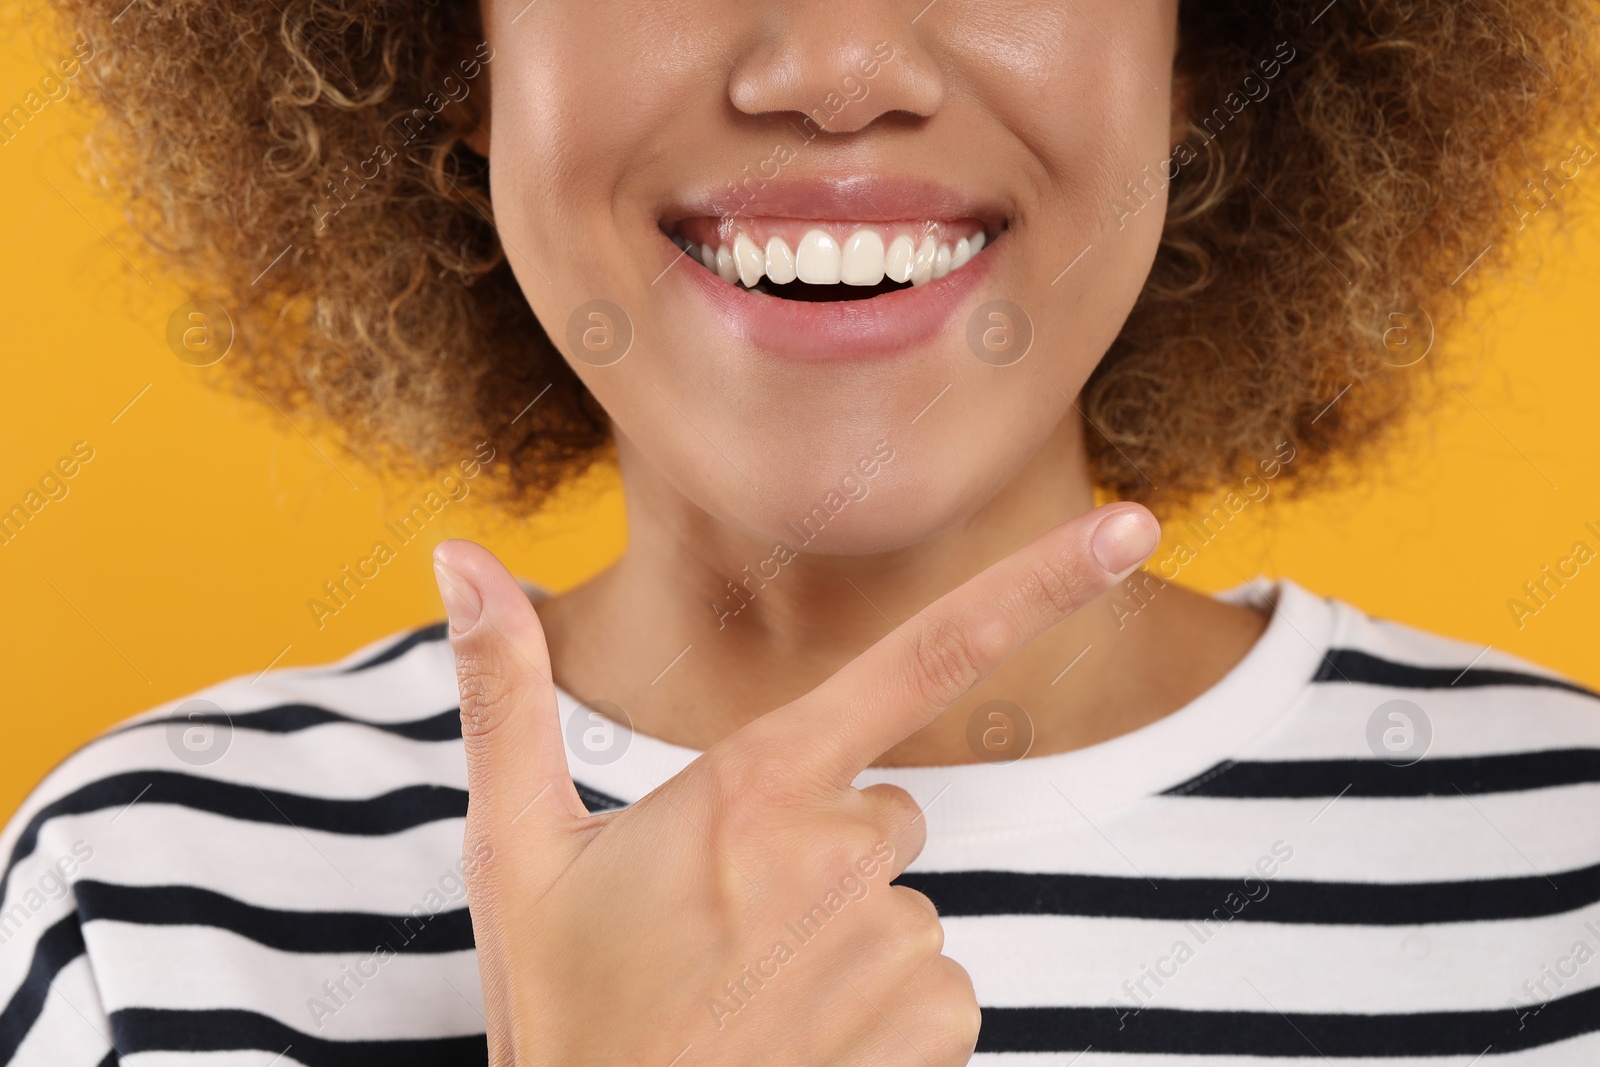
[339,622,449,674]
[0,913,86,1064]
[73,881,475,955]
[979,984,1600,1056]
[8,702,465,842]
[2,773,624,909]
[109,1007,485,1066]
[95,986,1600,1061]
[117,704,464,743]
[1314,648,1599,699]
[0,773,461,914]
[1164,748,1600,798]
[575,781,628,812]
[897,859,1595,925]
[94,1049,117,1067]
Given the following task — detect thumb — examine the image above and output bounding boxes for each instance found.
[434,539,589,836]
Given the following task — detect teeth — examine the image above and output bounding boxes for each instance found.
[765,235,797,284]
[840,230,886,286]
[680,224,991,291]
[733,232,764,287]
[796,229,842,285]
[715,245,739,284]
[910,236,936,286]
[885,234,915,283]
[951,237,971,270]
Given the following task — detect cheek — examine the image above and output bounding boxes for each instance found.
[482,5,693,293]
[934,2,1177,275]
[948,0,1178,231]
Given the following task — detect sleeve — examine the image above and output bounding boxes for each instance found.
[0,838,116,1062]
[0,788,118,1066]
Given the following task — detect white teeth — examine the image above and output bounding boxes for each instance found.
[733,232,764,287]
[765,235,797,284]
[951,237,971,270]
[715,244,739,284]
[683,225,991,290]
[840,230,886,286]
[910,236,937,286]
[796,229,842,285]
[885,234,915,283]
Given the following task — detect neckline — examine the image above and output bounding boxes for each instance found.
[551,578,1344,837]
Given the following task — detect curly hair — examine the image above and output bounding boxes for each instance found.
[46,0,1600,516]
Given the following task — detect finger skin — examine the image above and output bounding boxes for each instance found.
[852,783,929,880]
[836,953,982,1067]
[772,503,1159,787]
[434,539,590,835]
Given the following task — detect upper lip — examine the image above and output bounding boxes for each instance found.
[659,174,1011,230]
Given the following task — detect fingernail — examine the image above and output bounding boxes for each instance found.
[1092,509,1160,575]
[434,559,483,634]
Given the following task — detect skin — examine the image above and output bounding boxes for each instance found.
[466,0,1266,762]
[444,0,1270,1061]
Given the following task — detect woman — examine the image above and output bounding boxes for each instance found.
[4,0,1598,1063]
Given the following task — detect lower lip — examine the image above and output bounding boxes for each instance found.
[665,231,997,362]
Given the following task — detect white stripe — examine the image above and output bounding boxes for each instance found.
[913,787,1600,881]
[1249,687,1600,761]
[44,807,468,913]
[1,722,467,822]
[126,1054,311,1067]
[944,906,1600,1012]
[86,923,483,1043]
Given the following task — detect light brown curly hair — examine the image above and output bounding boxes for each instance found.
[48,0,1600,516]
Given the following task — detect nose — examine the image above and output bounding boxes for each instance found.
[727,7,945,133]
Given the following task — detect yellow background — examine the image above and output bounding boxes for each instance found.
[3,23,1598,822]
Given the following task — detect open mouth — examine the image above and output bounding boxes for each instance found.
[666,218,997,302]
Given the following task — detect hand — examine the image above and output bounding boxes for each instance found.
[433,503,1159,1066]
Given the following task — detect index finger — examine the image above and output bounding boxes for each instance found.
[433,540,592,837]
[766,504,1159,787]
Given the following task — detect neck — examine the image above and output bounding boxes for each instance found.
[537,419,1269,766]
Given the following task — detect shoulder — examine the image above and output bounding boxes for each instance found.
[1220,580,1599,788]
[1318,591,1600,745]
[0,619,466,933]
[0,621,486,1063]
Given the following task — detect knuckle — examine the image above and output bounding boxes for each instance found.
[1018,556,1089,620]
[811,823,886,881]
[453,650,515,740]
[866,782,923,834]
[458,824,503,914]
[713,739,813,810]
[908,614,1003,708]
[926,957,982,1061]
[460,827,499,887]
[889,886,945,958]
[874,782,918,809]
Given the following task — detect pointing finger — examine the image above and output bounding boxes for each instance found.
[769,504,1159,788]
[435,539,590,838]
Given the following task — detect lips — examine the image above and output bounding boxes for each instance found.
[657,177,1008,361]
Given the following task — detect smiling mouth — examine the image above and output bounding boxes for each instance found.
[666,218,997,302]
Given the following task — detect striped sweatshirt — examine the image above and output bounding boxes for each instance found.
[2,577,1598,1065]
